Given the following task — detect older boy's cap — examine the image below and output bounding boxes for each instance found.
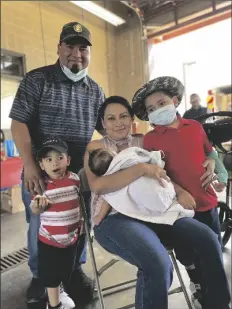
[132,76,184,121]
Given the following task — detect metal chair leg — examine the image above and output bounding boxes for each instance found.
[82,204,106,309]
[79,171,194,309]
[98,258,119,276]
[169,251,194,309]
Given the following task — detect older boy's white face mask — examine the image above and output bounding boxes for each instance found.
[148,104,177,126]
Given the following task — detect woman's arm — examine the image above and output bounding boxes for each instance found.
[84,140,169,195]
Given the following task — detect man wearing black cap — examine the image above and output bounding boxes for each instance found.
[9,22,104,306]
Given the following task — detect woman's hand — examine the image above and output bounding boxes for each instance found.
[176,189,196,210]
[200,157,216,189]
[141,163,170,187]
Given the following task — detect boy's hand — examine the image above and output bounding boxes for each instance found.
[212,181,226,192]
[201,158,215,189]
[177,190,196,210]
[31,195,52,214]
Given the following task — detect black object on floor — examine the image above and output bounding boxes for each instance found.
[26,299,47,309]
[26,277,47,304]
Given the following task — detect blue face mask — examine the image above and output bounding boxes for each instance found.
[148,104,177,126]
[60,61,88,82]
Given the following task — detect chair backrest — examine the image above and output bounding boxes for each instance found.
[78,168,91,193]
[78,168,92,225]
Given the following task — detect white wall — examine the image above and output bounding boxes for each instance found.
[1,96,14,129]
[149,18,232,115]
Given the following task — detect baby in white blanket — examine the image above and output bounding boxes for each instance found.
[89,147,194,226]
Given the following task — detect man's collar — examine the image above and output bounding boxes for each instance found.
[190,106,205,111]
[83,76,90,88]
[54,60,69,81]
[154,116,190,133]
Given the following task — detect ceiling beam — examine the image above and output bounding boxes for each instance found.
[212,0,217,12]
[150,11,231,43]
[147,4,231,39]
[144,0,187,23]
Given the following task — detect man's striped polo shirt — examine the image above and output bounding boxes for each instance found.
[9,61,104,172]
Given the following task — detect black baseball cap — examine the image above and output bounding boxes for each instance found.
[60,22,92,46]
[37,138,68,159]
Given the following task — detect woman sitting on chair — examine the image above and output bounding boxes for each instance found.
[84,96,230,309]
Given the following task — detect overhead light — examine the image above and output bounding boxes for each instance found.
[70,1,126,26]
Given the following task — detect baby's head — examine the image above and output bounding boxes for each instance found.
[37,138,70,179]
[89,148,114,177]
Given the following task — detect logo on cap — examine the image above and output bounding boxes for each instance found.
[74,24,82,33]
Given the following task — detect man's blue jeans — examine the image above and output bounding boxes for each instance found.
[22,183,87,278]
[94,213,230,309]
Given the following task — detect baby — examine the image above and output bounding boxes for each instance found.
[89,147,195,226]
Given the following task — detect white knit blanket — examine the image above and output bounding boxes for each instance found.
[94,147,194,225]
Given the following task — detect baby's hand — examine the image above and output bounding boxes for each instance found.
[31,195,52,214]
[212,181,226,192]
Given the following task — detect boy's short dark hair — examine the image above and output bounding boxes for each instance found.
[37,138,68,161]
[89,149,113,177]
[155,89,173,99]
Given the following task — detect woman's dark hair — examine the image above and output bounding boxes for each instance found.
[99,96,134,119]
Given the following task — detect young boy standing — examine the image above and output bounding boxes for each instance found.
[30,138,84,309]
[132,76,229,309]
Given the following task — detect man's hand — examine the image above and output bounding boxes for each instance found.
[142,163,170,187]
[177,190,196,210]
[31,195,52,214]
[24,161,45,195]
[201,158,216,189]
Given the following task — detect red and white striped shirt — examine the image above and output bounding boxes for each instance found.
[33,172,83,248]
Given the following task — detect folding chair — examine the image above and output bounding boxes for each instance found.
[78,168,194,309]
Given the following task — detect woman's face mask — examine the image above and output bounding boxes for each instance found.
[148,104,177,126]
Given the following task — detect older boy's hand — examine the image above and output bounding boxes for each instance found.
[212,181,226,192]
[201,158,216,189]
[177,190,196,210]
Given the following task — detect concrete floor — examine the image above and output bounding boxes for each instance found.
[1,208,231,309]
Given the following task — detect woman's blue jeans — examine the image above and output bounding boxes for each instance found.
[21,182,87,278]
[94,213,230,309]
